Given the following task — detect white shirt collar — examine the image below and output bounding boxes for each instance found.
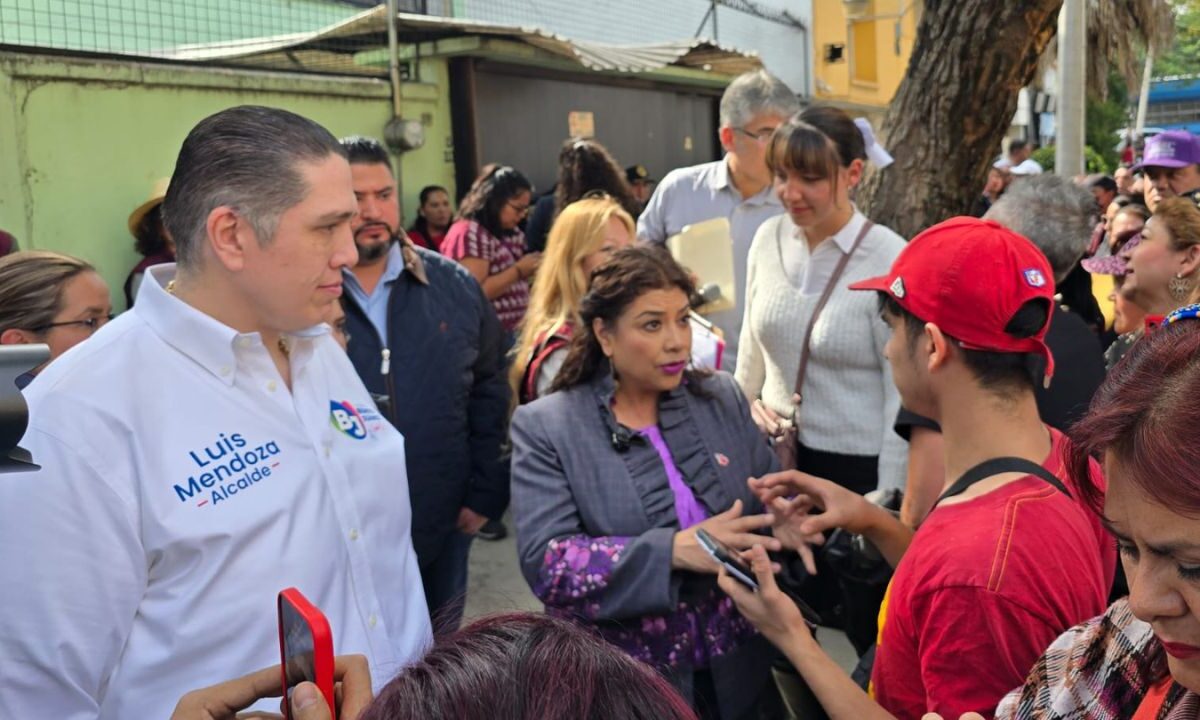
[137,264,326,387]
[794,208,867,254]
[830,209,868,254]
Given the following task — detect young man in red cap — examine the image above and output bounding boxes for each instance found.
[717,217,1116,719]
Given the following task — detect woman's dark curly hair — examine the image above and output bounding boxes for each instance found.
[554,138,640,219]
[551,245,709,394]
[457,165,533,237]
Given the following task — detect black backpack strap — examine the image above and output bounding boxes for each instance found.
[937,456,1071,506]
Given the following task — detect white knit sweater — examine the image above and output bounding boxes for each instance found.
[735,212,909,491]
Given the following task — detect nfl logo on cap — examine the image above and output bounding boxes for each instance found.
[1023,268,1047,288]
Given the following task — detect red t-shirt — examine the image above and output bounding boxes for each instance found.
[406,226,445,251]
[871,430,1116,720]
[1132,676,1175,720]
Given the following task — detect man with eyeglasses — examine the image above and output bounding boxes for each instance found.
[637,69,799,371]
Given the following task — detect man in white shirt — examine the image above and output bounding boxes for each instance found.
[996,138,1044,176]
[0,105,432,719]
[637,69,798,370]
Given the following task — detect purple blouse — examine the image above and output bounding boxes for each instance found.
[531,421,757,670]
[639,424,709,529]
[534,537,758,669]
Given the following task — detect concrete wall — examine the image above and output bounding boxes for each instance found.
[0,51,455,310]
[812,0,919,119]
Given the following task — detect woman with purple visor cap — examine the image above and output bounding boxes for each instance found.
[509,246,786,719]
[1086,195,1200,369]
[1082,204,1149,369]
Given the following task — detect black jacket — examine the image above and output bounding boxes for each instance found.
[524,190,557,253]
[1034,304,1105,431]
[342,245,510,564]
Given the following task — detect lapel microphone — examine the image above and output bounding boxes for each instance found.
[610,427,643,453]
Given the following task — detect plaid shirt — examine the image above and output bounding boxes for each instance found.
[997,599,1200,719]
[441,219,529,333]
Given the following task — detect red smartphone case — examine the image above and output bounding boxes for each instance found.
[278,587,336,719]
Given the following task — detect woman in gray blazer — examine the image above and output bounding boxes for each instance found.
[510,247,783,719]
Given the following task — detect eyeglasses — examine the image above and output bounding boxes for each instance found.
[32,314,113,333]
[735,126,779,143]
[506,200,531,215]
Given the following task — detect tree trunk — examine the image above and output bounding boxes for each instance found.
[858,0,1063,240]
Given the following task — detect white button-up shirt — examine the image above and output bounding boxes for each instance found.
[780,209,870,294]
[637,158,784,371]
[0,265,432,719]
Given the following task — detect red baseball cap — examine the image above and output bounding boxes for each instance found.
[849,217,1056,379]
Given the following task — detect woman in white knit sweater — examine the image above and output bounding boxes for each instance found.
[735,105,907,654]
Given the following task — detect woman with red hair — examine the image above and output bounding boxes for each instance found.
[993,307,1200,718]
[360,613,699,720]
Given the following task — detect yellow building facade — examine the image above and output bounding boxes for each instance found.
[811,0,921,123]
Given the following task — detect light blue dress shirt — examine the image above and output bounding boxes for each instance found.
[343,242,407,346]
[636,158,784,371]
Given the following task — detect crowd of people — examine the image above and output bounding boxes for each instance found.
[2,67,1200,720]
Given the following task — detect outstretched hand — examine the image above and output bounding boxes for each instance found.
[672,499,782,573]
[762,492,826,575]
[749,470,876,537]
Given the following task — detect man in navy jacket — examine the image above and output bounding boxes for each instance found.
[339,136,509,632]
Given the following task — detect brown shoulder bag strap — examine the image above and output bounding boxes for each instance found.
[792,219,875,408]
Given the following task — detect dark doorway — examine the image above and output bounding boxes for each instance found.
[450,59,721,197]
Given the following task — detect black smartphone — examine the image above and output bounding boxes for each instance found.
[696,528,758,589]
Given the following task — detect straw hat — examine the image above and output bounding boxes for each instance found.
[127,177,170,238]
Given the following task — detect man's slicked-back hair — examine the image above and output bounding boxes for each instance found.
[340,135,393,173]
[163,105,347,268]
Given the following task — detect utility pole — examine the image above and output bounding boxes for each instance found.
[1136,46,1154,137]
[1055,0,1086,177]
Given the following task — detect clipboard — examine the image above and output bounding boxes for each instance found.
[667,217,736,316]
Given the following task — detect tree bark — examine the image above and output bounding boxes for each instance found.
[858,0,1063,240]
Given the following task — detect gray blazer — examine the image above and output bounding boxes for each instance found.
[510,368,780,716]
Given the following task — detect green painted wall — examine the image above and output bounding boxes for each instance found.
[0,52,456,310]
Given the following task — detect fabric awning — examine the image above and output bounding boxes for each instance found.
[151,6,762,77]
